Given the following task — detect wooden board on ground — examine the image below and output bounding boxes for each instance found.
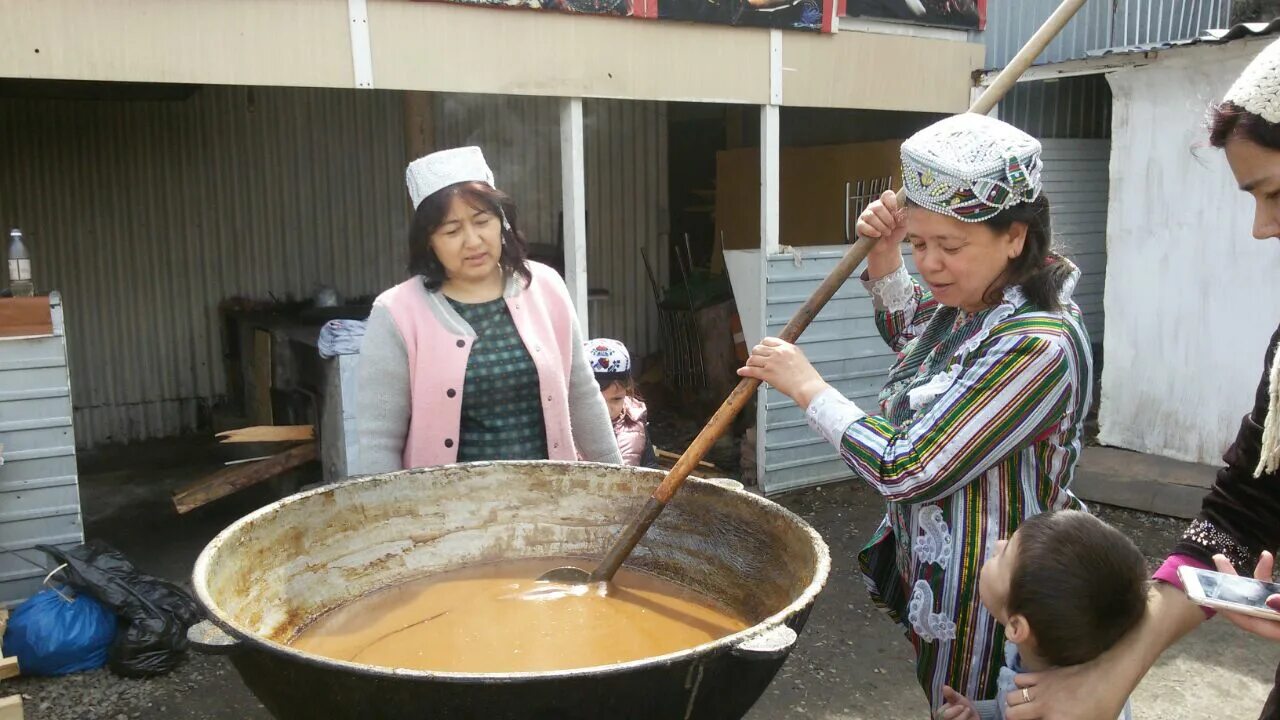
[172,442,317,514]
[654,448,721,474]
[0,695,22,720]
[216,425,314,444]
[1073,446,1215,519]
[0,296,52,338]
[0,608,16,682]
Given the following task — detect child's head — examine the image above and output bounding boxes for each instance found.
[585,338,632,420]
[978,510,1147,667]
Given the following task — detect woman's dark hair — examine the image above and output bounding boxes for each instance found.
[981,194,1071,312]
[1210,101,1280,150]
[1006,510,1148,667]
[407,182,532,291]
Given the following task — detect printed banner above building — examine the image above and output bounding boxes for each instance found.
[413,0,843,32]
[845,0,984,30]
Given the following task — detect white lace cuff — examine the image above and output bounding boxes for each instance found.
[805,388,866,449]
[862,264,915,313]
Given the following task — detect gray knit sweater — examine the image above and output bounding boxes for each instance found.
[354,275,622,474]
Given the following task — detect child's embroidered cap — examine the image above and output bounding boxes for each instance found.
[585,338,631,383]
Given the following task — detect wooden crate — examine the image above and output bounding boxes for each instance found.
[0,297,51,338]
[0,608,21,720]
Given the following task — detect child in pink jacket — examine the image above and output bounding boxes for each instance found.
[585,339,659,469]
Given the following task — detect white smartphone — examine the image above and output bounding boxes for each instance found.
[1179,565,1280,621]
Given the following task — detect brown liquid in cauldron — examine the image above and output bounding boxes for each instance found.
[289,557,750,673]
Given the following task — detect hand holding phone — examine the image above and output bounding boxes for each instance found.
[1179,564,1280,621]
[1204,552,1280,644]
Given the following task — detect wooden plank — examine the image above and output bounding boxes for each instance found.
[0,297,51,338]
[0,695,22,720]
[1072,446,1215,519]
[0,657,17,682]
[215,425,314,444]
[172,442,317,514]
[655,448,720,474]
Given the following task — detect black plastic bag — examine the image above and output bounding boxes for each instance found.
[37,541,204,678]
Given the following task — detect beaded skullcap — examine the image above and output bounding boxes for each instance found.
[901,113,1043,223]
[1225,38,1280,124]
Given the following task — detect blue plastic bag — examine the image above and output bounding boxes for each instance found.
[3,588,117,676]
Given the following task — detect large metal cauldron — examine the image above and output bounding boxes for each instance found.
[190,461,830,720]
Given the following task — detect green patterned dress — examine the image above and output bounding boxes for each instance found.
[447,297,549,461]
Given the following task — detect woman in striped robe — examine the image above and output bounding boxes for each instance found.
[740,114,1092,712]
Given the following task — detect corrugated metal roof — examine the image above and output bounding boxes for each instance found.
[983,0,1230,68]
[1085,18,1280,59]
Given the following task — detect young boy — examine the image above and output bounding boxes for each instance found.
[938,510,1148,720]
[585,338,659,469]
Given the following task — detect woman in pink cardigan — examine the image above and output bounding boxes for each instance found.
[355,147,621,472]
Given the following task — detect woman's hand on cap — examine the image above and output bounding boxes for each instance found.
[857,190,908,253]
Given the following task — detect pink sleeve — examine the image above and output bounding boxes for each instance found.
[1154,554,1216,619]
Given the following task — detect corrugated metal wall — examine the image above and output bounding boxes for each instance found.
[759,249,922,495]
[435,95,669,359]
[984,0,1230,68]
[0,295,84,606]
[1041,138,1109,341]
[999,75,1112,140]
[0,85,408,447]
[583,100,669,359]
[2,86,666,447]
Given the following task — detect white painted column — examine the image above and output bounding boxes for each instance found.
[762,30,783,256]
[760,106,781,256]
[756,29,784,487]
[346,0,374,89]
[559,97,589,329]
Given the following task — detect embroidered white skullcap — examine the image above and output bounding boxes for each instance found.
[901,113,1043,223]
[1224,38,1280,124]
[585,338,631,377]
[405,146,496,210]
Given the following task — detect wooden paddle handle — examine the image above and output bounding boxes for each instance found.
[972,0,1088,117]
[653,234,878,503]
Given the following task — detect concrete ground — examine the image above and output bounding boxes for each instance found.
[5,440,1278,720]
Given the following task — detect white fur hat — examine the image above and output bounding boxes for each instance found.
[405,146,496,210]
[1225,38,1280,124]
